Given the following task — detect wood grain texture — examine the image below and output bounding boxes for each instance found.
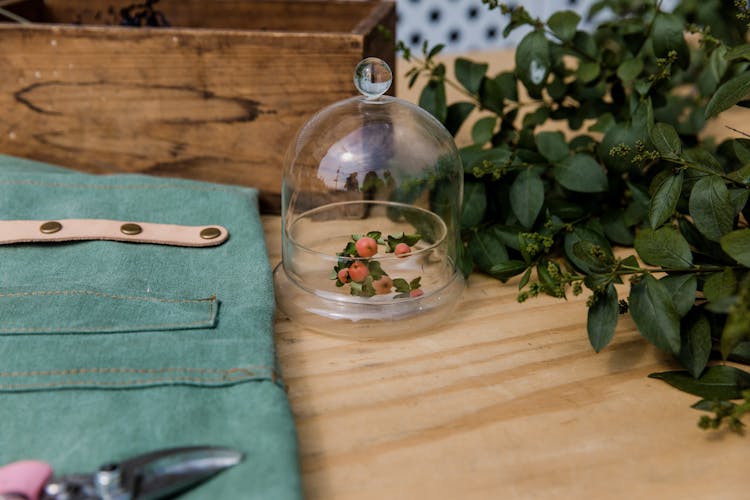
[35,0,380,32]
[0,1,396,212]
[266,50,750,499]
[264,215,749,500]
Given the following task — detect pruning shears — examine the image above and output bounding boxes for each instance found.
[0,446,243,500]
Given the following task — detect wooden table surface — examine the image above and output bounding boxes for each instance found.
[265,218,747,500]
[265,51,748,500]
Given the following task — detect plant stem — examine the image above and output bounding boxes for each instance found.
[617,264,743,274]
[409,54,482,105]
[667,157,749,187]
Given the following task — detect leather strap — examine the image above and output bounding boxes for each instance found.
[0,219,229,247]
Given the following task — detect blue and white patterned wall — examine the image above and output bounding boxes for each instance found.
[396,0,678,53]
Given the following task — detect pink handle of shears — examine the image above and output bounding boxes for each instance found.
[0,460,53,500]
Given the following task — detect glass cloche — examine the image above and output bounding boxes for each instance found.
[273,57,464,339]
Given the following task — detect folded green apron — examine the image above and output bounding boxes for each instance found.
[0,155,301,499]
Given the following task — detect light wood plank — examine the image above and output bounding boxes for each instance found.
[266,214,747,499]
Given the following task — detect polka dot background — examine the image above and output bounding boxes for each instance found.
[396,0,679,53]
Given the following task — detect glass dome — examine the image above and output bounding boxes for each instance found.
[273,58,464,339]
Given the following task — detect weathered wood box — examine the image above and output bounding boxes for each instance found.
[0,0,395,211]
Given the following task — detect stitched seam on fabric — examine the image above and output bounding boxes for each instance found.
[0,321,213,333]
[0,367,268,377]
[0,180,237,194]
[0,366,281,390]
[0,291,215,333]
[0,375,260,390]
[0,290,216,304]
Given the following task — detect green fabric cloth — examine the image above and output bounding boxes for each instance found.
[0,155,301,499]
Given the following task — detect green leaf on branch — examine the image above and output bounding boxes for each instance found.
[479,75,506,114]
[722,310,750,361]
[729,164,750,185]
[648,172,683,229]
[599,124,642,173]
[455,58,489,95]
[634,227,693,269]
[725,45,750,62]
[510,169,544,229]
[460,145,511,174]
[471,116,497,144]
[577,61,601,84]
[589,113,615,134]
[493,72,518,102]
[572,31,597,59]
[515,30,550,97]
[445,102,476,136]
[721,230,750,267]
[470,227,510,274]
[733,140,750,165]
[535,131,569,163]
[649,366,750,400]
[617,58,643,82]
[650,123,682,159]
[660,274,697,318]
[419,76,447,123]
[461,181,487,229]
[601,209,634,246]
[629,274,681,354]
[721,274,750,359]
[553,154,608,193]
[689,176,734,242]
[709,45,730,83]
[565,227,613,274]
[547,10,580,43]
[705,72,750,119]
[502,4,536,36]
[624,182,650,227]
[730,188,749,216]
[573,240,614,274]
[587,282,619,352]
[398,0,750,430]
[426,43,445,59]
[489,260,528,282]
[678,310,712,379]
[652,13,689,69]
[703,269,737,303]
[536,260,561,297]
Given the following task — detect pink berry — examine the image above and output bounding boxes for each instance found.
[394,243,411,257]
[337,269,350,283]
[373,276,393,295]
[348,261,369,282]
[355,237,378,258]
[409,289,424,298]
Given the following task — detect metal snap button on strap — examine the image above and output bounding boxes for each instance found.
[200,227,222,240]
[120,223,143,235]
[39,221,62,234]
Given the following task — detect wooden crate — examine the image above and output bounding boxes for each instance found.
[0,0,396,212]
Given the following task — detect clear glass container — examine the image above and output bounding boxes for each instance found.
[273,58,464,339]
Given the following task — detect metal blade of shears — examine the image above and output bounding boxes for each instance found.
[118,446,244,500]
[41,446,244,500]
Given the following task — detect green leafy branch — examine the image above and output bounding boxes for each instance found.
[403,0,750,433]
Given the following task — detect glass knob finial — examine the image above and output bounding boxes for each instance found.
[354,57,392,99]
